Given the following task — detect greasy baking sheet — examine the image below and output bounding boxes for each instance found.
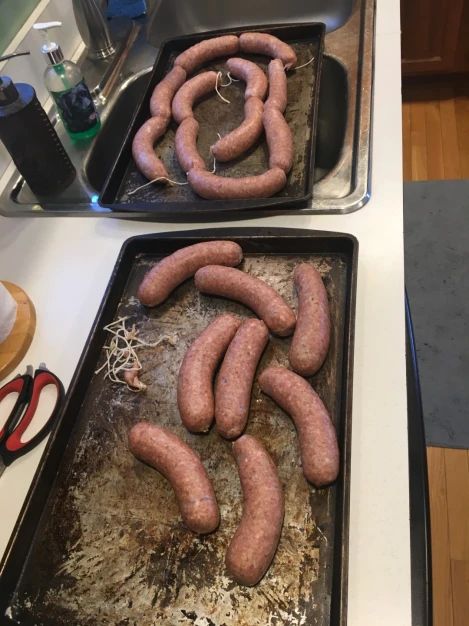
[0,228,357,626]
[99,23,324,218]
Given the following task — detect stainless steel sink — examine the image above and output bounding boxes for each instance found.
[0,0,374,217]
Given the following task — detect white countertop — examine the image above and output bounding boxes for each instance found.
[0,5,410,625]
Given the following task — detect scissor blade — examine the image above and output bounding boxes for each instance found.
[0,459,5,479]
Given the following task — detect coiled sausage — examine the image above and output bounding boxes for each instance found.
[265,59,288,113]
[172,71,218,124]
[210,97,264,162]
[131,115,169,181]
[175,117,206,172]
[263,107,294,173]
[239,32,297,69]
[187,167,287,199]
[149,66,187,119]
[225,58,268,100]
[174,35,239,75]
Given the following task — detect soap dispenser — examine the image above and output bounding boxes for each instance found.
[0,52,76,196]
[33,21,101,141]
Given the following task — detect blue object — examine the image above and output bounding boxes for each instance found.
[106,0,147,18]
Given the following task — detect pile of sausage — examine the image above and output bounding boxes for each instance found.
[131,33,297,199]
[129,240,338,587]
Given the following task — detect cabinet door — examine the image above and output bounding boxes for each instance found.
[401,0,465,75]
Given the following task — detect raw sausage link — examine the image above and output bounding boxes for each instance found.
[239,32,297,69]
[128,422,220,534]
[187,167,287,199]
[194,265,296,337]
[258,366,339,487]
[226,58,268,100]
[265,59,288,113]
[174,35,240,75]
[289,263,331,375]
[175,117,206,172]
[211,97,264,162]
[131,115,170,181]
[178,314,242,433]
[149,66,187,119]
[225,434,284,586]
[172,71,218,124]
[263,107,294,173]
[137,240,243,307]
[215,319,269,439]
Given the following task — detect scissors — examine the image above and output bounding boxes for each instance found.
[0,364,64,476]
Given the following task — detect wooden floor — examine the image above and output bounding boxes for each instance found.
[402,80,469,626]
[427,449,469,626]
[402,81,469,181]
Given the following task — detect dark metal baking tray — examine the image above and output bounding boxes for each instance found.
[0,227,357,626]
[99,23,325,218]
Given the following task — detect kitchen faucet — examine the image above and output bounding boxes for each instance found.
[72,0,141,101]
[72,0,116,60]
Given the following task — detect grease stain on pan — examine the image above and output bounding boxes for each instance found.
[10,254,347,626]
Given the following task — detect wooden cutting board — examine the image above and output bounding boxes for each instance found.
[0,281,36,382]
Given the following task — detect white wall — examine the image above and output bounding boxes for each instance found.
[0,0,82,181]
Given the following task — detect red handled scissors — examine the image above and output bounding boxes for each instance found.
[0,364,64,476]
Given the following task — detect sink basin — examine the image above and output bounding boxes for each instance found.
[85,72,152,193]
[0,0,373,217]
[314,56,348,180]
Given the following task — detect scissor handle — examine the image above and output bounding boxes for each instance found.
[2,368,64,465]
[0,375,30,441]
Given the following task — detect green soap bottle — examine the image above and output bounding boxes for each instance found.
[33,21,100,141]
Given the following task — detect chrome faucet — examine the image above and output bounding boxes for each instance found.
[72,0,115,60]
[73,0,141,102]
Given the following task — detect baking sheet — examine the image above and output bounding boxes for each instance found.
[99,23,324,217]
[0,229,356,626]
